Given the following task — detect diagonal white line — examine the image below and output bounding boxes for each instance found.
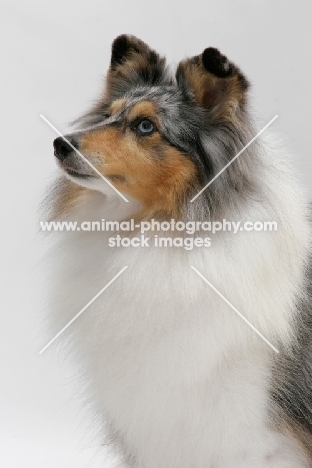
[190,266,279,353]
[40,114,129,203]
[39,266,128,354]
[190,115,278,202]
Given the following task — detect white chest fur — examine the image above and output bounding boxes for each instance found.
[45,139,311,466]
[45,194,309,467]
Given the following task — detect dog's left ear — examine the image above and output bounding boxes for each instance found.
[176,48,249,123]
[105,35,169,100]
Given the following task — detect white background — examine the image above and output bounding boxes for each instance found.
[0,1,311,467]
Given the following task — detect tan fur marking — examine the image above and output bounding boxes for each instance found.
[109,98,127,115]
[127,101,158,121]
[180,58,246,124]
[79,126,197,217]
[105,46,164,100]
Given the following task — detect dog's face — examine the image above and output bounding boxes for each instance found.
[53,35,250,218]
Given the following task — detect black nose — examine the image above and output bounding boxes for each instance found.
[53,136,76,162]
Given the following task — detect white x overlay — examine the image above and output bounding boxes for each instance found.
[40,113,279,355]
[39,266,128,354]
[191,266,279,353]
[190,115,278,202]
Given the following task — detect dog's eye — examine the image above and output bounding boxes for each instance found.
[137,120,154,135]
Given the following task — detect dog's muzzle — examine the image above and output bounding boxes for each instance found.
[53,136,93,179]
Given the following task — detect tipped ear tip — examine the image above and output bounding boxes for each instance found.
[111,34,152,68]
[112,34,131,52]
[113,34,128,42]
[203,47,221,57]
[111,35,131,66]
[202,47,232,78]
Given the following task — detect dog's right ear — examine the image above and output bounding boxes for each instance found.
[104,35,169,100]
[110,34,146,68]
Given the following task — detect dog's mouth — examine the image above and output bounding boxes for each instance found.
[64,167,93,179]
[54,151,94,179]
[55,157,94,179]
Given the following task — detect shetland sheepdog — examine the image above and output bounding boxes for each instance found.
[44,35,312,467]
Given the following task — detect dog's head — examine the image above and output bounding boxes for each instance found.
[53,35,252,218]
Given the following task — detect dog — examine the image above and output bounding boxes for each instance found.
[44,35,312,467]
